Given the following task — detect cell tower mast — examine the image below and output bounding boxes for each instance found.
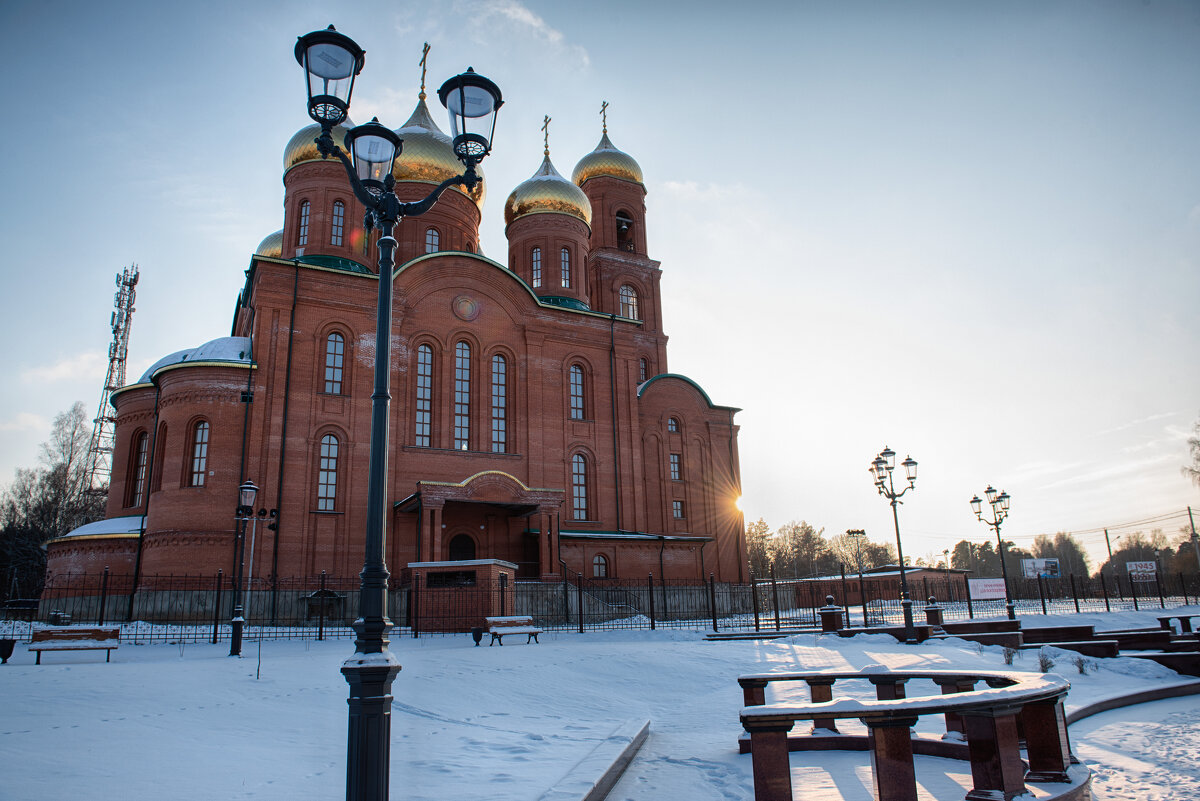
[84,265,139,493]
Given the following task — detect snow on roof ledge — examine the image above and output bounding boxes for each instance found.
[55,515,146,540]
[137,336,252,383]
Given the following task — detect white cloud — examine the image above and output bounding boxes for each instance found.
[0,412,48,433]
[462,0,590,69]
[21,352,105,384]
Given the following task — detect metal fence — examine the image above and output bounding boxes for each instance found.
[3,569,1198,644]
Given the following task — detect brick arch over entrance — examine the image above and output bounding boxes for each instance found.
[403,471,565,580]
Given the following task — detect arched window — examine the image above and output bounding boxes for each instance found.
[454,342,471,450]
[619,285,639,319]
[568,364,585,420]
[331,201,345,246]
[297,200,310,246]
[324,332,345,394]
[126,431,149,508]
[317,434,339,511]
[571,453,589,520]
[639,358,648,383]
[448,534,476,561]
[189,421,210,487]
[560,247,571,288]
[531,247,542,287]
[491,354,507,454]
[425,227,440,254]
[667,417,679,433]
[415,344,433,447]
[616,212,634,251]
[592,554,608,578]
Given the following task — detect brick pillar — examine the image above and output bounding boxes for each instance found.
[961,706,1027,800]
[1021,698,1072,782]
[933,677,977,739]
[805,678,840,733]
[539,510,556,580]
[430,505,444,561]
[869,676,909,700]
[744,720,796,801]
[865,717,920,801]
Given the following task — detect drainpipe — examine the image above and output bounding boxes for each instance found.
[126,382,162,621]
[608,314,622,527]
[659,535,667,582]
[269,261,300,621]
[232,298,256,582]
[700,539,707,576]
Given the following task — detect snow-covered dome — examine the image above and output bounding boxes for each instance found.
[572,130,643,186]
[138,336,252,383]
[505,153,592,228]
[392,98,485,210]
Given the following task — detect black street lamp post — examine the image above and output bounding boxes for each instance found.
[294,25,502,801]
[870,447,919,643]
[970,486,1016,620]
[229,479,258,657]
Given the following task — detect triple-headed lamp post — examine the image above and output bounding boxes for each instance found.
[970,486,1016,620]
[294,25,503,801]
[870,447,919,644]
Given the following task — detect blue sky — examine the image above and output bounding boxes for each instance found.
[2,0,1197,568]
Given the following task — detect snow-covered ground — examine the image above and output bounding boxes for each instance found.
[2,609,1197,800]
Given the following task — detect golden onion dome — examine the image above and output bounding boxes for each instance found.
[255,230,283,258]
[505,154,592,228]
[283,119,354,174]
[572,131,643,186]
[392,98,485,209]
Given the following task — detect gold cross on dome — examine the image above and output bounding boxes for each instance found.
[600,100,608,133]
[418,43,431,100]
[542,115,552,155]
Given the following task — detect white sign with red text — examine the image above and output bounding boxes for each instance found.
[969,578,1007,600]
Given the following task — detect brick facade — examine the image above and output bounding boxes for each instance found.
[47,104,746,588]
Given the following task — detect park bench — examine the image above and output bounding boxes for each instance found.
[485,615,542,646]
[738,667,1079,801]
[29,627,120,664]
[1157,613,1200,634]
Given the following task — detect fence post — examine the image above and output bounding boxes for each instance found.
[317,570,326,642]
[211,570,223,644]
[1069,574,1080,614]
[709,573,718,633]
[1037,574,1048,616]
[922,576,930,609]
[576,573,585,634]
[647,574,656,630]
[965,576,974,619]
[839,565,850,628]
[1181,572,1189,606]
[1100,570,1111,612]
[770,566,781,632]
[97,566,110,625]
[1129,574,1140,611]
[1154,571,1165,609]
[859,568,869,627]
[750,572,761,632]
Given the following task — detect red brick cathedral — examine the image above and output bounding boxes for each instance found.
[48,96,746,586]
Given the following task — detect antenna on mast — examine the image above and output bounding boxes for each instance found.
[84,264,139,495]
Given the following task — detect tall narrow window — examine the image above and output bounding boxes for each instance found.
[298,200,310,246]
[128,432,148,508]
[560,247,571,288]
[415,344,433,447]
[592,554,608,578]
[531,247,542,287]
[616,212,634,251]
[673,500,685,519]
[317,434,339,511]
[572,453,589,520]
[669,453,682,481]
[330,201,345,246]
[425,227,440,254]
[454,341,471,450]
[619,285,639,319]
[639,358,648,383]
[491,354,507,453]
[189,422,210,487]
[324,332,345,394]
[568,364,585,420]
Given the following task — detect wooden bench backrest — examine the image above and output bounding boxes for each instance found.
[31,628,120,643]
[486,616,533,626]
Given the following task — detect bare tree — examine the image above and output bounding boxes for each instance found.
[1185,414,1200,489]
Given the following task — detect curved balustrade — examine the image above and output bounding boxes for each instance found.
[739,668,1086,801]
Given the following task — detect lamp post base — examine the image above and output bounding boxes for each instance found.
[229,613,244,657]
[1005,602,1017,621]
[900,598,917,644]
[342,650,403,801]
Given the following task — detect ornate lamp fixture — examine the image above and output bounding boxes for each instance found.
[971,485,1016,619]
[870,446,918,643]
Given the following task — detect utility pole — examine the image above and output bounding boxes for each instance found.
[1189,507,1199,572]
